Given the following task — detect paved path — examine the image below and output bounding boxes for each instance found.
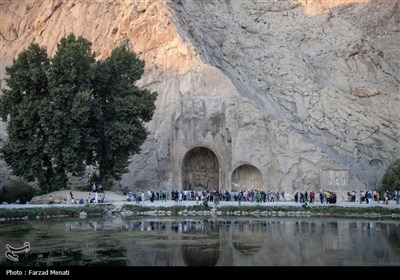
[1,189,398,209]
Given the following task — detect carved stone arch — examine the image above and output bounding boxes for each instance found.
[181,146,220,191]
[231,164,263,191]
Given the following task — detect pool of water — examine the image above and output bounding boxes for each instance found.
[1,217,399,266]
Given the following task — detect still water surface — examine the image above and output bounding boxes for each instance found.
[1,217,399,266]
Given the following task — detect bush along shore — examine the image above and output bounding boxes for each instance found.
[1,204,400,222]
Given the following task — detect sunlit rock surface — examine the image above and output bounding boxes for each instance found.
[0,0,399,197]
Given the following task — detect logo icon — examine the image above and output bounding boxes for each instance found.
[5,242,30,262]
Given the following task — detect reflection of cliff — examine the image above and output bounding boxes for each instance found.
[227,220,336,265]
[181,243,220,266]
[1,218,399,266]
[0,247,128,266]
[232,240,262,255]
[231,223,264,255]
[388,231,400,257]
[180,220,221,266]
[119,219,400,266]
[224,220,400,266]
[0,219,129,266]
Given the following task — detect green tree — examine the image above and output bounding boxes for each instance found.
[0,33,156,192]
[91,45,157,185]
[43,33,95,189]
[0,43,55,188]
[381,158,400,191]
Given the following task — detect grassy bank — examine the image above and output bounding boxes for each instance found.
[1,204,399,221]
[0,205,106,221]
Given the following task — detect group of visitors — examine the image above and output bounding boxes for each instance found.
[125,189,288,204]
[88,182,106,204]
[349,189,399,204]
[123,188,400,206]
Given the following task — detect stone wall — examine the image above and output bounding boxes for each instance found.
[0,0,399,198]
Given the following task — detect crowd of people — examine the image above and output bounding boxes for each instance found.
[42,185,399,206]
[122,188,399,206]
[349,189,398,205]
[125,189,288,204]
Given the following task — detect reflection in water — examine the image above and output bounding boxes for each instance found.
[0,219,129,266]
[181,243,220,266]
[0,218,399,266]
[181,220,220,266]
[232,221,264,254]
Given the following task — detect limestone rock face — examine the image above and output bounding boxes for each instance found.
[0,0,399,198]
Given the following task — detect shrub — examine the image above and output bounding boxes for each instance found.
[381,158,400,192]
[0,180,37,204]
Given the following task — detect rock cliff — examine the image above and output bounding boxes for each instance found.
[1,0,399,197]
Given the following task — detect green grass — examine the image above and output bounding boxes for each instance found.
[0,205,105,220]
[2,204,399,221]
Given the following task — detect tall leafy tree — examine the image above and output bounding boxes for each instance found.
[91,46,157,185]
[44,33,95,189]
[0,43,55,188]
[1,34,157,192]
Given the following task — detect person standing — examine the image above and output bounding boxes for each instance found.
[309,191,315,204]
[360,190,364,204]
[203,196,209,210]
[92,182,98,203]
[319,192,324,204]
[70,191,74,204]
